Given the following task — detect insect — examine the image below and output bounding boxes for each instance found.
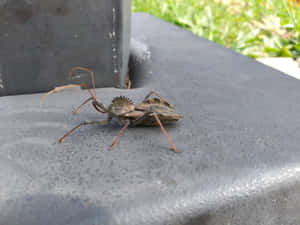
[42,67,182,152]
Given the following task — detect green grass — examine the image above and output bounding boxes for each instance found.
[132,0,300,59]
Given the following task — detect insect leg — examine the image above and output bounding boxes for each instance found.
[57,119,109,143]
[152,112,180,153]
[92,100,108,113]
[73,97,94,115]
[141,91,168,102]
[109,111,151,150]
[110,121,130,150]
[130,111,153,126]
[130,110,180,152]
[140,91,174,108]
[73,97,107,115]
[69,67,97,97]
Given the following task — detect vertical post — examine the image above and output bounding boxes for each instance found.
[0,0,131,96]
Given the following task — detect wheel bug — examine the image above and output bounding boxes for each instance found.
[42,67,183,152]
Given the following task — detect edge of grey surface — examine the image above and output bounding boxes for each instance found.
[1,13,300,225]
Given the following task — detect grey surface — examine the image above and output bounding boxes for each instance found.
[0,0,131,96]
[1,13,300,225]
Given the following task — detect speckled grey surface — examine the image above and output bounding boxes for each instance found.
[0,0,131,96]
[1,13,300,225]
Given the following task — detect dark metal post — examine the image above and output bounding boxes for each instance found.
[0,0,131,96]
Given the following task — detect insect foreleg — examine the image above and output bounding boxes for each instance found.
[93,100,108,113]
[73,97,94,115]
[58,119,109,143]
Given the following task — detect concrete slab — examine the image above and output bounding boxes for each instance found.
[1,13,300,225]
[257,57,300,80]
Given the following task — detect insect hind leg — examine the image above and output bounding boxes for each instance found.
[152,112,180,153]
[141,91,168,102]
[141,91,175,108]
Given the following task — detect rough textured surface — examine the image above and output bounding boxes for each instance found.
[0,0,131,96]
[1,13,300,225]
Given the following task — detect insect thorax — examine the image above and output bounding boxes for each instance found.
[109,96,135,115]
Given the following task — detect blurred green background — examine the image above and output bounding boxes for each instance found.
[132,0,300,59]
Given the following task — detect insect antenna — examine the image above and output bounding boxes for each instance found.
[41,83,96,102]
